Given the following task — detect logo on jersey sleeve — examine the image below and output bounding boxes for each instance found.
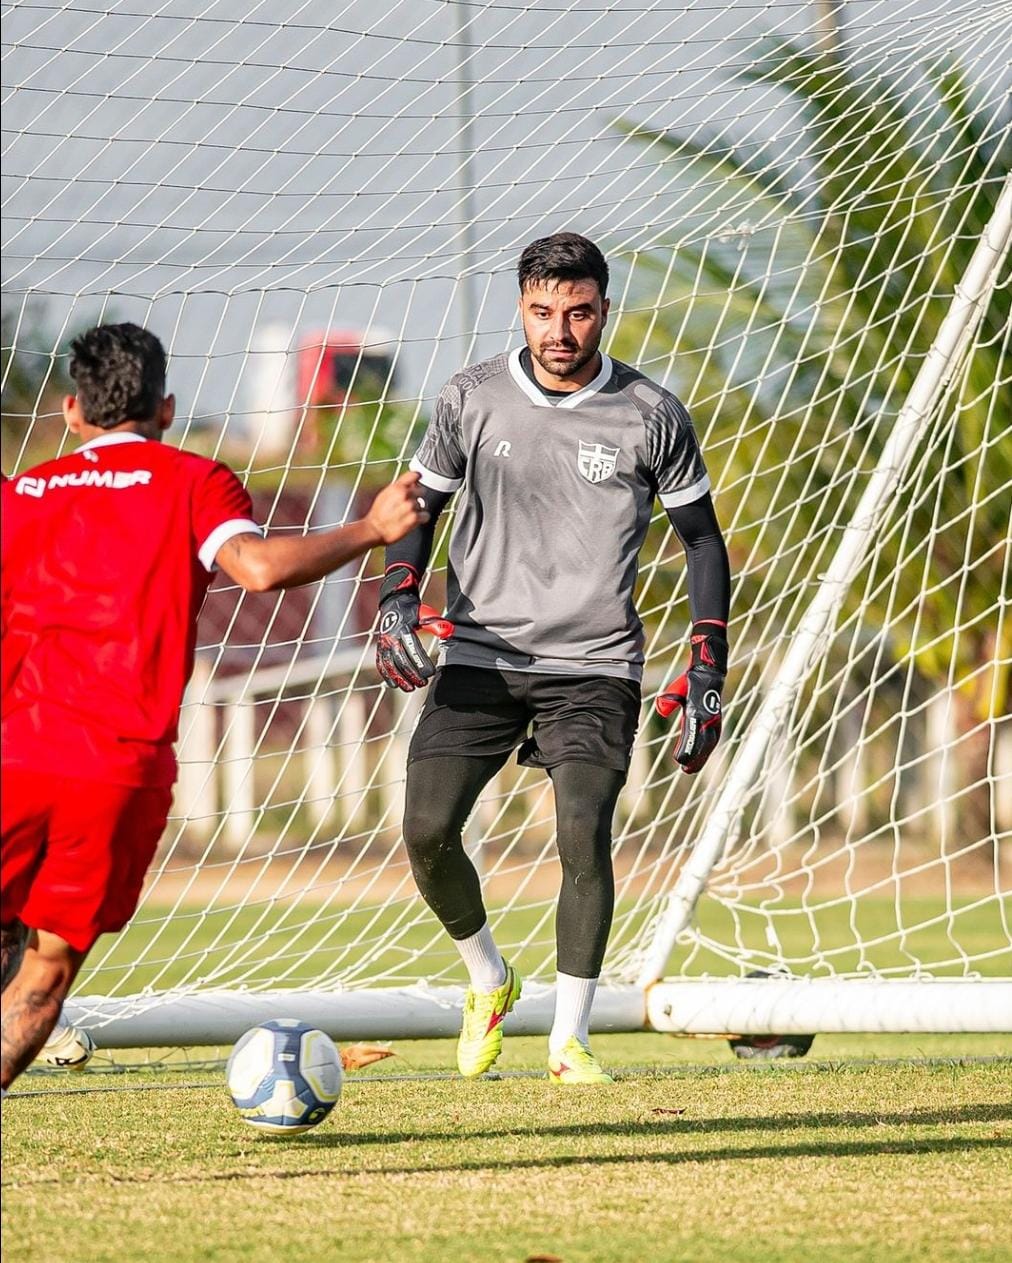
[577,441,620,484]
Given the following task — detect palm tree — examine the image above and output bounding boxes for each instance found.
[612,44,1010,843]
[611,46,1005,692]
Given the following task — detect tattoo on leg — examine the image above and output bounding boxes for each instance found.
[1,986,63,1088]
[1,921,29,992]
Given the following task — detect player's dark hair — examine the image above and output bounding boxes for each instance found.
[517,233,609,298]
[69,323,167,429]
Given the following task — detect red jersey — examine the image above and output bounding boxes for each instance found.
[1,433,261,787]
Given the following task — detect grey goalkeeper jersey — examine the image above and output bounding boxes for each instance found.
[410,348,710,681]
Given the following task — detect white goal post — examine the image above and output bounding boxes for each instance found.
[3,1,1010,1048]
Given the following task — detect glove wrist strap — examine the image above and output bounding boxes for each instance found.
[690,620,728,676]
[379,563,420,605]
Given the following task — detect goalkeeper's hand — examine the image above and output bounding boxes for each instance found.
[375,564,454,691]
[656,621,728,775]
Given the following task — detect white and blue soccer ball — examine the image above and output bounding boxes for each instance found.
[37,1022,96,1071]
[226,1019,343,1134]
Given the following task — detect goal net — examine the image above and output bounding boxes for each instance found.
[3,0,1010,1045]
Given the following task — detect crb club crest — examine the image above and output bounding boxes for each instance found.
[577,440,620,484]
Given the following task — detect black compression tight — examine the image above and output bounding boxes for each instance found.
[402,755,498,945]
[548,762,624,977]
[402,756,625,978]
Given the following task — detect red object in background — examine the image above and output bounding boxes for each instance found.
[296,332,396,402]
[295,330,397,454]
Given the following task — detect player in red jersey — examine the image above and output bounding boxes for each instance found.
[0,323,427,1089]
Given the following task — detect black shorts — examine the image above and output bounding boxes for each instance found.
[408,665,642,773]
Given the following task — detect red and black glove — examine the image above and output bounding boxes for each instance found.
[375,564,454,691]
[656,621,728,774]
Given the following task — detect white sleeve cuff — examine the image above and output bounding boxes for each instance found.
[409,457,463,494]
[198,518,264,572]
[659,474,711,509]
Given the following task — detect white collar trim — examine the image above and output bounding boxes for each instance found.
[78,432,150,452]
[508,346,613,409]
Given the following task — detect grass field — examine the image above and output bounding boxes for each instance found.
[75,894,1012,995]
[5,896,1010,1261]
[4,1032,1011,1263]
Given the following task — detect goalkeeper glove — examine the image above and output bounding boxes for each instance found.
[656,621,728,774]
[375,564,453,691]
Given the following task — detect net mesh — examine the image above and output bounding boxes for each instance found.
[2,0,1010,1022]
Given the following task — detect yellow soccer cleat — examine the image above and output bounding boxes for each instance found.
[547,1036,614,1086]
[456,963,522,1078]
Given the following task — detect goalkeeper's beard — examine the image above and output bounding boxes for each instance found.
[530,336,600,380]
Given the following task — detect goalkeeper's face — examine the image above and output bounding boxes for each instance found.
[520,279,610,383]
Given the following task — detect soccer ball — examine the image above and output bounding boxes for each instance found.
[37,1023,96,1070]
[226,1019,343,1134]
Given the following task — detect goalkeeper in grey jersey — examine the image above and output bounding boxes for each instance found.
[376,233,731,1084]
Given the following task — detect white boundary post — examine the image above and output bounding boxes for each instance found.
[305,693,336,829]
[174,656,217,839]
[636,173,1012,988]
[222,700,257,851]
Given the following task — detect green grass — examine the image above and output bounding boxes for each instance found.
[9,897,1009,1260]
[4,1034,1011,1263]
[76,895,1012,996]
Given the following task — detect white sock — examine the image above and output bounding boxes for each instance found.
[454,923,506,992]
[549,973,598,1053]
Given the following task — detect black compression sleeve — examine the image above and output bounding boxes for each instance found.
[665,493,731,627]
[383,483,452,581]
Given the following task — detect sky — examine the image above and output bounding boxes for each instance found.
[3,0,1009,444]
